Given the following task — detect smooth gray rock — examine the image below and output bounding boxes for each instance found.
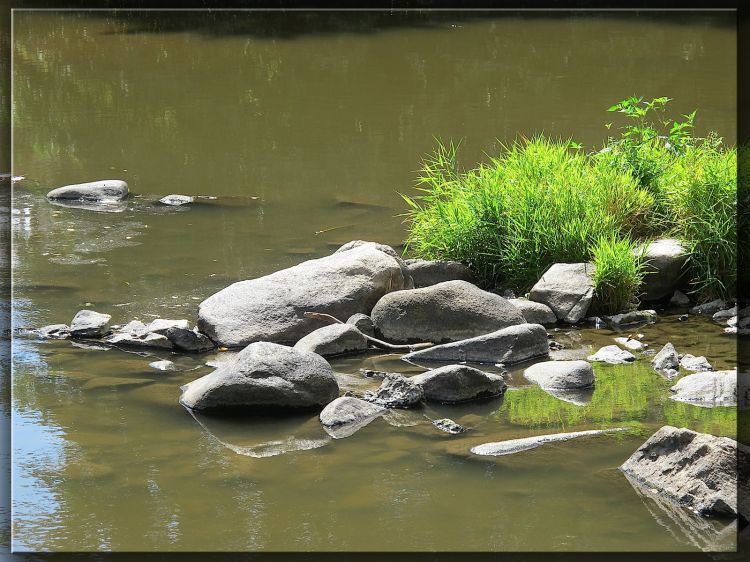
[197,242,413,347]
[145,318,190,334]
[319,396,385,438]
[669,290,691,307]
[636,239,688,301]
[614,336,645,351]
[404,258,474,288]
[670,370,736,407]
[471,427,628,456]
[370,280,525,344]
[679,354,713,373]
[159,194,194,206]
[620,426,744,519]
[293,323,368,357]
[604,310,657,329]
[362,374,423,409]
[652,342,679,371]
[432,418,468,434]
[409,365,506,403]
[587,345,635,364]
[508,298,557,325]
[47,179,128,202]
[69,310,111,337]
[402,323,550,365]
[523,360,594,390]
[165,327,215,353]
[106,331,173,349]
[180,342,339,414]
[36,324,70,339]
[690,299,727,316]
[712,306,737,322]
[346,313,375,337]
[528,263,595,324]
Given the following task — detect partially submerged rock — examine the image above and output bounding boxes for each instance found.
[651,342,679,372]
[106,330,172,349]
[145,318,190,334]
[508,298,557,325]
[432,418,468,435]
[149,360,177,371]
[679,354,713,373]
[523,360,594,390]
[179,342,339,414]
[362,373,423,409]
[319,396,385,438]
[587,345,635,364]
[620,426,745,519]
[689,299,727,316]
[197,241,412,347]
[409,365,506,403]
[614,336,645,351]
[636,238,688,302]
[35,324,70,339]
[471,427,628,456]
[670,370,737,407]
[158,194,194,206]
[47,179,128,202]
[604,310,657,329]
[165,327,215,352]
[402,323,549,365]
[712,306,737,322]
[528,263,595,324]
[405,258,474,288]
[370,280,525,344]
[345,313,375,337]
[293,323,368,357]
[69,310,111,337]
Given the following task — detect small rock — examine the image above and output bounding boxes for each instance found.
[409,365,506,403]
[679,354,713,372]
[69,310,111,337]
[587,345,636,364]
[689,299,727,316]
[362,374,423,409]
[604,310,657,329]
[293,323,368,357]
[678,314,689,322]
[614,336,645,351]
[159,194,194,206]
[149,360,177,371]
[35,324,70,339]
[523,360,594,390]
[502,289,516,299]
[670,370,736,407]
[712,306,737,322]
[432,418,468,434]
[651,342,679,371]
[165,327,215,353]
[106,331,173,349]
[319,396,386,438]
[669,290,691,307]
[346,313,375,337]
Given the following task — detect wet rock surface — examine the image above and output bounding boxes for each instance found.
[158,194,194,206]
[294,323,368,357]
[528,262,595,324]
[432,418,468,434]
[409,365,506,403]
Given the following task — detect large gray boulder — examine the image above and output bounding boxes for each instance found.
[293,324,368,357]
[197,242,413,347]
[47,180,128,202]
[620,426,745,519]
[404,258,474,288]
[69,309,111,337]
[528,263,595,324]
[319,396,386,438]
[409,365,506,403]
[670,370,737,407]
[508,299,557,326]
[636,239,688,301]
[523,360,594,390]
[402,323,549,365]
[179,342,339,414]
[370,280,525,344]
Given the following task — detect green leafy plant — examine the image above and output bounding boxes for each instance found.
[590,235,647,315]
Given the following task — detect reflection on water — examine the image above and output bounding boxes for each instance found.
[9,9,738,553]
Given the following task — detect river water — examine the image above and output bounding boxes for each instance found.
[9,10,738,552]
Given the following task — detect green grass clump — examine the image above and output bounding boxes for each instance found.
[590,235,647,315]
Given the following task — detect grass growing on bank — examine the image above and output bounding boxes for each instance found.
[402,97,737,308]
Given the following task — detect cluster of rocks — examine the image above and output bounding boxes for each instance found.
[45,179,199,210]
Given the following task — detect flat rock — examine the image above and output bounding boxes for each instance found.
[402,323,549,365]
[432,418,468,434]
[35,324,70,339]
[636,239,688,301]
[587,345,635,364]
[149,360,177,371]
[69,309,111,337]
[319,396,386,438]
[197,241,412,347]
[165,327,215,353]
[651,342,679,371]
[105,331,173,349]
[362,373,423,409]
[159,194,194,206]
[670,370,736,407]
[508,298,557,325]
[620,426,745,519]
[145,318,190,334]
[293,323,368,357]
[409,365,506,403]
[604,310,657,329]
[345,313,375,337]
[47,179,128,202]
[669,290,691,307]
[690,299,727,316]
[370,280,525,344]
[528,263,595,324]
[679,354,713,372]
[471,427,628,456]
[523,360,594,390]
[614,336,645,351]
[404,258,475,288]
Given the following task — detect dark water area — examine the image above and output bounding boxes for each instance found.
[7,10,738,553]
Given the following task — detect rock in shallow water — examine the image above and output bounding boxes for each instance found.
[679,354,713,373]
[159,194,194,206]
[669,370,737,407]
[471,427,628,456]
[587,345,635,364]
[69,309,111,337]
[523,360,594,390]
[614,336,645,351]
[197,241,412,347]
[35,324,70,339]
[620,425,746,520]
[47,179,128,202]
[432,418,468,434]
[409,365,506,403]
[689,299,727,316]
[293,323,368,357]
[604,310,657,329]
[165,327,215,352]
[180,342,339,414]
[319,396,386,438]
[528,263,595,324]
[370,280,525,344]
[149,360,177,371]
[362,373,423,409]
[651,342,679,372]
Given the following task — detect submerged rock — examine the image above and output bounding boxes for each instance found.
[670,370,737,407]
[508,298,557,325]
[620,426,745,519]
[370,280,525,344]
[471,427,628,456]
[636,238,688,302]
[47,179,128,202]
[432,418,468,435]
[165,327,215,353]
[345,313,375,337]
[528,263,595,324]
[679,354,713,373]
[409,365,506,403]
[587,345,635,364]
[319,396,385,438]
[651,342,679,372]
[362,373,423,409]
[402,323,549,366]
[294,323,368,357]
[523,360,594,390]
[158,194,194,206]
[69,309,111,337]
[197,241,412,347]
[179,342,339,414]
[604,310,657,329]
[404,258,475,288]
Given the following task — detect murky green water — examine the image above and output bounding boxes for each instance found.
[9,10,737,552]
